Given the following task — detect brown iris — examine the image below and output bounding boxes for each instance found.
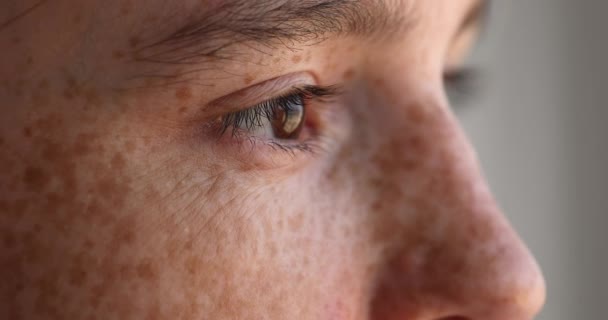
[270,101,306,139]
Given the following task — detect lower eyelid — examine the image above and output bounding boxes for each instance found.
[215,135,324,171]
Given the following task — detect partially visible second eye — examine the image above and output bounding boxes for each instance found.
[444,67,480,107]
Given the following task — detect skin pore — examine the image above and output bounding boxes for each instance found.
[0,0,545,319]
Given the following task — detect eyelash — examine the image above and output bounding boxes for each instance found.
[217,85,339,149]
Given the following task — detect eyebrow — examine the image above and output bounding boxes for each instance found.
[134,0,415,65]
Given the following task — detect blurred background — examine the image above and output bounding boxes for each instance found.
[460,1,608,319]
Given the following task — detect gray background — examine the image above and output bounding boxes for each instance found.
[461,1,608,319]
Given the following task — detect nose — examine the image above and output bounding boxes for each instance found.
[366,89,546,319]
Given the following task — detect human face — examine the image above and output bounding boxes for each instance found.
[0,0,545,319]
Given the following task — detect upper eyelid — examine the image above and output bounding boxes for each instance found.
[206,72,319,113]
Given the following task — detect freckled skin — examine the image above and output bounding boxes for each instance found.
[0,1,545,320]
[292,55,303,63]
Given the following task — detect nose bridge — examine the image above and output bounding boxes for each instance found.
[366,95,546,319]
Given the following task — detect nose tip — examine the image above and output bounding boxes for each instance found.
[370,204,547,320]
[446,224,548,320]
[444,218,548,320]
[480,219,547,319]
[508,254,547,319]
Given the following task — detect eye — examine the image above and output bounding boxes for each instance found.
[241,91,306,141]
[217,85,339,146]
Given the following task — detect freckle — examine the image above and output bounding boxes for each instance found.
[406,135,427,156]
[22,126,33,138]
[178,107,188,114]
[112,50,125,60]
[132,50,146,62]
[341,224,352,237]
[119,264,133,279]
[302,256,310,267]
[111,153,126,170]
[0,137,4,146]
[244,74,255,85]
[13,78,25,92]
[23,166,50,192]
[34,113,62,134]
[122,141,136,155]
[118,216,137,243]
[273,57,281,63]
[31,89,50,104]
[84,88,101,105]
[288,213,305,233]
[185,256,201,275]
[10,199,28,217]
[322,220,332,237]
[72,134,95,157]
[69,265,89,287]
[63,88,75,100]
[136,259,158,280]
[371,216,401,243]
[121,230,135,244]
[129,36,140,48]
[83,239,95,249]
[175,87,192,101]
[89,284,106,308]
[72,14,82,24]
[291,55,302,63]
[45,192,65,216]
[38,79,49,89]
[66,74,78,88]
[11,36,21,44]
[165,239,180,260]
[121,2,131,14]
[3,233,17,249]
[26,56,34,65]
[143,136,152,147]
[183,239,194,252]
[371,199,383,212]
[268,242,278,256]
[32,223,42,234]
[406,104,432,124]
[144,15,159,24]
[343,69,355,80]
[373,78,385,87]
[97,178,128,208]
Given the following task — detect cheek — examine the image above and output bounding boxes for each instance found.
[0,84,213,318]
[0,101,159,316]
[207,176,379,319]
